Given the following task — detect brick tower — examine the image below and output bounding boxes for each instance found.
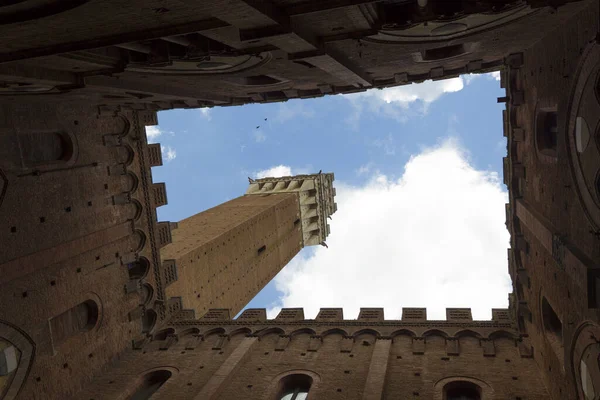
[160,173,337,318]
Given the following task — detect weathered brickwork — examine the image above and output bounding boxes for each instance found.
[0,0,599,399]
[502,0,600,398]
[73,307,548,400]
[0,102,171,399]
[162,193,303,317]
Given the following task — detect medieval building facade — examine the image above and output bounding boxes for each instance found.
[0,0,599,399]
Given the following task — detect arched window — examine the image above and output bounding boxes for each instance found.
[20,132,74,166]
[141,309,157,334]
[128,257,150,280]
[128,370,172,400]
[542,296,563,350]
[49,300,99,346]
[277,374,312,400]
[443,381,482,400]
[536,109,558,158]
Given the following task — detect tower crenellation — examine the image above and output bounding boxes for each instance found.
[246,172,337,246]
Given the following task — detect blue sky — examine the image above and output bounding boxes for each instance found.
[148,72,511,320]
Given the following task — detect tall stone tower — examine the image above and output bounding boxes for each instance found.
[161,173,337,317]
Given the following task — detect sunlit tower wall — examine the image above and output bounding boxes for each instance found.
[161,173,337,318]
[246,172,337,246]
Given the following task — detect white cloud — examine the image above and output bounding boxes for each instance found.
[254,130,266,143]
[373,77,464,105]
[145,126,176,161]
[145,125,175,143]
[343,72,501,127]
[344,77,464,127]
[161,145,177,162]
[275,100,315,123]
[372,133,396,156]
[145,126,162,142]
[255,165,293,179]
[356,163,373,176]
[267,140,511,321]
[199,108,212,120]
[464,71,502,85]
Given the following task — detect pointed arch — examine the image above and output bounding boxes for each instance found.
[352,329,381,339]
[321,328,349,338]
[177,328,200,338]
[453,329,483,339]
[229,327,252,337]
[254,327,286,338]
[153,328,175,341]
[488,330,518,341]
[290,328,317,338]
[422,329,449,339]
[201,327,226,337]
[390,329,417,339]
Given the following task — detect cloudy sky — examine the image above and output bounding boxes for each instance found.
[149,71,511,321]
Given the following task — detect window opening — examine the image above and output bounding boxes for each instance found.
[536,110,558,157]
[444,381,482,400]
[277,374,312,400]
[129,370,172,400]
[49,300,99,346]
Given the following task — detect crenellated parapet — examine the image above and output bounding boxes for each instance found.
[162,306,516,334]
[246,173,337,246]
[138,306,532,359]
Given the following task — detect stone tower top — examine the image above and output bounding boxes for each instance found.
[246,172,337,246]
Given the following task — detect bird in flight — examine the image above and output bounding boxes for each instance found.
[256,126,260,129]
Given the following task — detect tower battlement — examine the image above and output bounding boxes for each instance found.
[246,172,337,246]
[184,307,512,324]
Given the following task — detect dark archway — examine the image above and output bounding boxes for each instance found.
[128,369,172,400]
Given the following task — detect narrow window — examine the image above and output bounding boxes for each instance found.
[277,374,312,400]
[129,370,172,400]
[587,270,600,308]
[142,309,157,334]
[444,381,481,400]
[257,245,266,255]
[542,297,563,343]
[49,300,99,346]
[536,110,558,157]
